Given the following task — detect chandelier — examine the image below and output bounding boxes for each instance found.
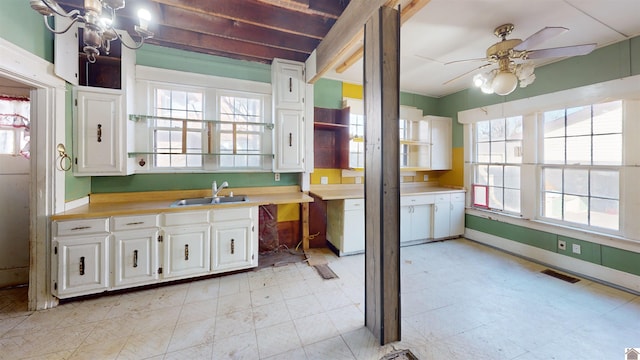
[472,58,536,96]
[30,0,153,63]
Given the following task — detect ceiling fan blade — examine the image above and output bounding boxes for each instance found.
[443,63,493,85]
[444,57,489,66]
[526,43,597,59]
[514,26,569,51]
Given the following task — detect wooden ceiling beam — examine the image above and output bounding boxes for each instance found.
[159,5,319,54]
[149,0,335,39]
[335,0,432,74]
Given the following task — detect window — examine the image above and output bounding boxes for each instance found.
[348,112,365,168]
[218,93,265,168]
[0,97,30,159]
[541,100,622,230]
[152,88,204,168]
[473,116,523,213]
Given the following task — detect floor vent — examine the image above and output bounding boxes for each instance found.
[313,264,339,280]
[381,349,419,360]
[541,269,580,283]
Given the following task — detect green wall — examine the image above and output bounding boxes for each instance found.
[1,0,53,62]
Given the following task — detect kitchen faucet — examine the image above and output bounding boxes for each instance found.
[212,181,229,197]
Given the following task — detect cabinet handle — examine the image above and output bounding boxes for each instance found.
[231,239,235,254]
[289,77,292,92]
[133,250,138,268]
[97,124,102,143]
[79,256,85,276]
[126,221,144,226]
[70,226,91,231]
[289,133,292,147]
[184,244,189,261]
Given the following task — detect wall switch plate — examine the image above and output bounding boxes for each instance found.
[275,173,280,181]
[423,174,429,182]
[558,240,566,250]
[320,176,328,184]
[572,244,581,254]
[355,176,362,184]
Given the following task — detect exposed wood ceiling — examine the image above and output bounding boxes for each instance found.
[55,0,351,63]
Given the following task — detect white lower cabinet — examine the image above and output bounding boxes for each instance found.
[163,225,211,279]
[400,195,434,244]
[211,207,258,273]
[433,192,466,239]
[113,229,159,288]
[327,199,365,256]
[53,235,110,298]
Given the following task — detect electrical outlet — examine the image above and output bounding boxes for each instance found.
[572,244,581,254]
[558,240,566,250]
[355,176,362,184]
[274,173,280,181]
[423,174,429,182]
[320,176,328,185]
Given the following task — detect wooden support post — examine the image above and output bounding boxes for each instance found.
[301,202,310,250]
[363,5,401,345]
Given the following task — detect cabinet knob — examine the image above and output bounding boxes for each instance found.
[230,239,235,254]
[289,77,292,92]
[97,124,102,143]
[79,256,85,276]
[289,133,293,147]
[133,250,138,268]
[184,244,189,261]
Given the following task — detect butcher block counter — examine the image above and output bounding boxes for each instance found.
[52,185,313,220]
[309,183,464,200]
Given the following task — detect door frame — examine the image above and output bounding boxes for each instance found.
[0,38,66,310]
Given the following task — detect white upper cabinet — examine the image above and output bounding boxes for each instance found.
[427,115,453,170]
[272,59,305,110]
[272,58,306,172]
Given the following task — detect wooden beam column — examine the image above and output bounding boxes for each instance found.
[363,5,401,345]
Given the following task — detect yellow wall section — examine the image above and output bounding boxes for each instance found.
[342,82,363,99]
[277,203,299,222]
[310,169,342,184]
[439,147,464,187]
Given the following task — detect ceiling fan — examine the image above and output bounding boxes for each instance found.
[445,23,597,95]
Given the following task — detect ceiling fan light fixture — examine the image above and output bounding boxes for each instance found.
[492,71,518,96]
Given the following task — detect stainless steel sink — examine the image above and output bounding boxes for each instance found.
[170,195,249,207]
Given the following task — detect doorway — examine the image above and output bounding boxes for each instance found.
[0,90,31,289]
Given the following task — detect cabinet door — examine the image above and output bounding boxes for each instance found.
[113,229,159,288]
[75,88,125,175]
[212,219,255,273]
[342,207,365,254]
[273,59,304,110]
[274,109,304,172]
[433,201,451,239]
[449,198,466,236]
[411,204,432,241]
[53,235,109,298]
[163,225,211,279]
[429,116,452,170]
[400,206,413,243]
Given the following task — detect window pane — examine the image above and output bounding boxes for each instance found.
[544,138,565,164]
[488,165,503,187]
[506,116,523,140]
[593,100,622,134]
[477,142,490,162]
[473,185,488,207]
[543,109,565,138]
[488,186,503,210]
[0,129,14,154]
[590,198,619,230]
[543,168,562,192]
[490,118,505,141]
[504,166,520,189]
[591,170,619,199]
[477,121,490,142]
[504,188,520,213]
[592,134,622,165]
[564,169,588,196]
[475,165,489,185]
[505,140,522,163]
[544,192,563,219]
[564,194,588,225]
[490,141,506,163]
[566,106,591,136]
[171,91,187,111]
[566,136,591,165]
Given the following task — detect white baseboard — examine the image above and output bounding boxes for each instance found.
[465,228,640,294]
[0,267,29,288]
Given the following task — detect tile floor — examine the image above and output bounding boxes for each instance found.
[0,238,639,359]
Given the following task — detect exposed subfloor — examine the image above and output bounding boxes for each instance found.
[0,238,638,359]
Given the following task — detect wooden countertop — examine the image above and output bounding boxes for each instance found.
[309,183,465,201]
[52,186,313,220]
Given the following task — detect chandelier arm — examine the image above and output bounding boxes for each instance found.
[42,14,83,34]
[41,0,80,18]
[113,27,151,50]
